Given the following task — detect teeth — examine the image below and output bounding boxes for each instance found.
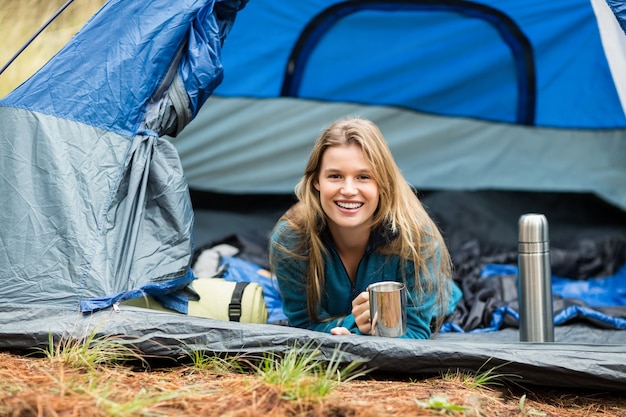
[336,202,362,209]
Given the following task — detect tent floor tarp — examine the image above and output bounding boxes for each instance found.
[0,306,624,391]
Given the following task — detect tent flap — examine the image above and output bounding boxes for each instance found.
[0,0,249,312]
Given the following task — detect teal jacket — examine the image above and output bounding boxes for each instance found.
[269,220,462,339]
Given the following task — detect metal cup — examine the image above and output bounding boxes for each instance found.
[368,281,407,337]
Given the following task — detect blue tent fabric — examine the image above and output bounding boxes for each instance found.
[279,1,537,125]
[213,0,625,128]
[0,0,248,313]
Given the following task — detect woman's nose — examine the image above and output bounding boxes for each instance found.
[341,179,357,194]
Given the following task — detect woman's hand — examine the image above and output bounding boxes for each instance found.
[352,291,371,335]
[330,327,351,335]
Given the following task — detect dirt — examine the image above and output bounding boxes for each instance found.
[0,352,625,417]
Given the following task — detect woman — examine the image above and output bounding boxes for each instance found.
[269,117,461,339]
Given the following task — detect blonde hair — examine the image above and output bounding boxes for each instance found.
[271,117,453,330]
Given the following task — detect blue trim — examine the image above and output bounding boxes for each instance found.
[605,0,626,35]
[79,269,195,314]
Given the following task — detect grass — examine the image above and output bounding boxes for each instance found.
[519,394,548,416]
[441,358,521,390]
[187,342,371,404]
[186,348,246,374]
[38,326,147,371]
[252,343,370,402]
[42,368,186,417]
[2,344,625,416]
[414,395,468,415]
[29,329,375,414]
[21,328,191,416]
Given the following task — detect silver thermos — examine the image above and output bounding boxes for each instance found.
[518,213,554,342]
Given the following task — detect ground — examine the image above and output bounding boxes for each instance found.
[1,351,624,417]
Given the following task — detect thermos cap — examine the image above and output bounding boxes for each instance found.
[518,213,549,243]
[518,214,549,253]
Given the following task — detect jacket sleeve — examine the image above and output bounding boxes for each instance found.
[402,271,435,340]
[269,222,362,334]
[400,242,458,340]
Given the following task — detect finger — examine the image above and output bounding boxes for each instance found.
[355,309,371,334]
[352,293,370,317]
[331,327,351,335]
[352,291,369,307]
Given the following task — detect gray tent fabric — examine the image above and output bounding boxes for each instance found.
[0,108,193,311]
[177,97,626,210]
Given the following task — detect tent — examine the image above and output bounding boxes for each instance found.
[179,0,626,210]
[1,0,626,391]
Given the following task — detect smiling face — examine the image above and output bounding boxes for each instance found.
[314,143,380,237]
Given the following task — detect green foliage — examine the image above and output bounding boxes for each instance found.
[414,395,468,414]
